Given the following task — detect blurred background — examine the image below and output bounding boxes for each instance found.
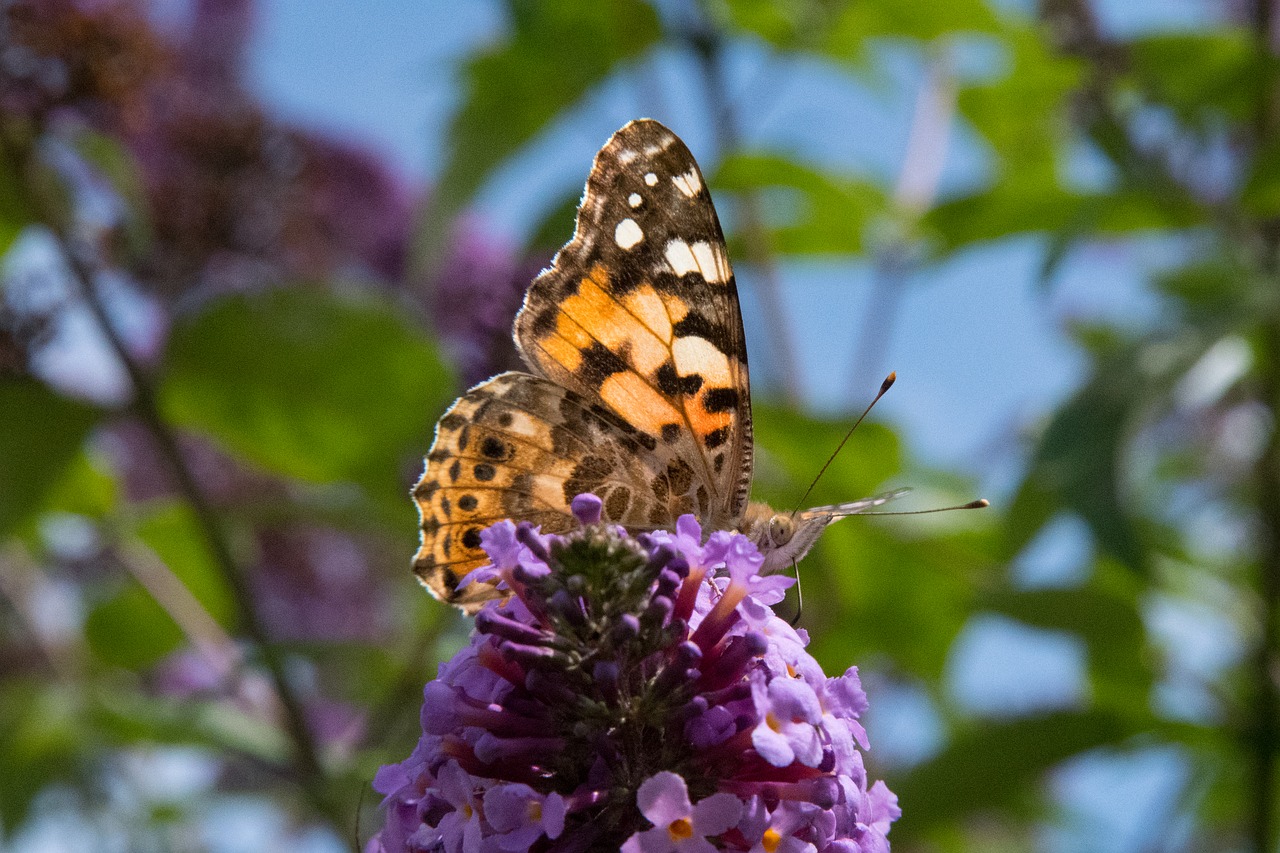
[2,0,1277,850]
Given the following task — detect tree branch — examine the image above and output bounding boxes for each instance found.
[0,129,341,825]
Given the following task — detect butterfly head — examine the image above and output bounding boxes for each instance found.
[741,490,911,574]
[742,502,829,575]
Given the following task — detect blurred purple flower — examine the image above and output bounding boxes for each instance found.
[106,421,283,506]
[178,0,252,91]
[368,494,897,852]
[126,0,414,296]
[1,0,170,127]
[254,525,387,642]
[429,220,543,386]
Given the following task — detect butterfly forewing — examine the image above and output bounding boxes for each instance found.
[513,120,753,529]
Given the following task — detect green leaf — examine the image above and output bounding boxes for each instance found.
[725,0,1002,54]
[527,190,583,254]
[38,449,119,522]
[89,688,288,763]
[926,180,1079,251]
[0,681,83,832]
[418,0,661,272]
[0,379,100,537]
[982,574,1153,706]
[934,24,1212,253]
[1006,368,1146,571]
[1004,334,1206,571]
[825,0,1001,55]
[751,401,902,508]
[1240,138,1280,215]
[85,581,185,669]
[722,0,834,50]
[924,26,1077,251]
[929,183,1207,253]
[713,153,885,255]
[956,24,1082,175]
[158,287,453,517]
[85,502,232,670]
[806,518,995,678]
[1234,134,1280,218]
[1128,30,1264,127]
[891,709,1133,840]
[751,403,996,678]
[134,502,235,628]
[1155,257,1259,319]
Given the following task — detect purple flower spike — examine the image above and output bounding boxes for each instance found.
[370,507,897,851]
[571,492,604,525]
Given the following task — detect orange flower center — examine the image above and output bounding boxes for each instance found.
[668,817,694,840]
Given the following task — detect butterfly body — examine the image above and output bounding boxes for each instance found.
[413,120,883,610]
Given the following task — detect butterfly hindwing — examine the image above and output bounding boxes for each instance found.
[513,119,754,530]
[413,371,700,609]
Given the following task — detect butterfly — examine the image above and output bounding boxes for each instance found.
[412,119,896,611]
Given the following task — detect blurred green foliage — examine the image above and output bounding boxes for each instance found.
[2,0,1280,850]
[160,288,454,523]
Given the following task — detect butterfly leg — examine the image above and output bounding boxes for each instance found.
[788,558,804,627]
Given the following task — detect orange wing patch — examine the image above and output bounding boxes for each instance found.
[513,123,753,528]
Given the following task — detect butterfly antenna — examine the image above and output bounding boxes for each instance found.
[792,372,896,516]
[858,498,990,516]
[788,558,804,627]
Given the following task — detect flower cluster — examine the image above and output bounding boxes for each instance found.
[369,495,898,852]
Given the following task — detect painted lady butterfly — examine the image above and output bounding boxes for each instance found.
[413,119,896,611]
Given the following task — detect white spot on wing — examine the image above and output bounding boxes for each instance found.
[672,335,732,385]
[644,172,658,187]
[628,193,643,208]
[691,241,728,284]
[504,410,541,440]
[615,218,644,249]
[665,239,729,284]
[618,148,639,165]
[665,239,698,276]
[672,169,702,198]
